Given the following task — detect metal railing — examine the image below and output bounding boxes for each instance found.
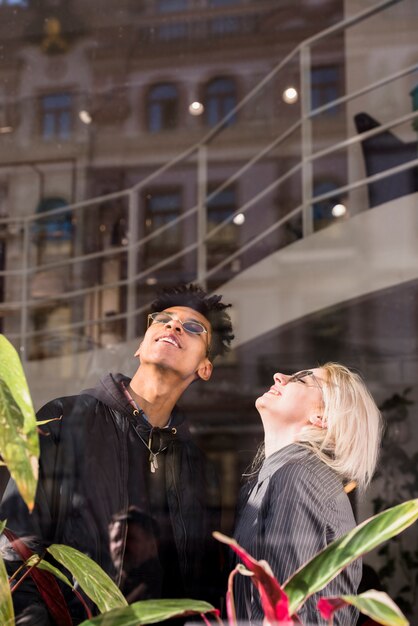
[0,0,416,360]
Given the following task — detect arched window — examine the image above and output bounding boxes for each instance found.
[147,83,179,132]
[204,77,237,127]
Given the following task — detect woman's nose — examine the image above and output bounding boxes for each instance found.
[273,372,287,385]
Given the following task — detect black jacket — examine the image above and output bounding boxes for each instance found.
[0,373,221,623]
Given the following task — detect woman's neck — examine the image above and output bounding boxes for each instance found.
[263,423,304,458]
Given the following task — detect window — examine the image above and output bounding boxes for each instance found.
[33,197,72,241]
[144,190,182,265]
[0,0,28,5]
[311,66,341,114]
[157,0,187,12]
[205,77,237,127]
[312,181,342,231]
[157,0,188,39]
[207,184,239,258]
[209,0,240,34]
[147,84,179,132]
[40,93,72,140]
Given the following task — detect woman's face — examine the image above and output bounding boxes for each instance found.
[256,368,326,428]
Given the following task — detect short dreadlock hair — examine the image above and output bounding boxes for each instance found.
[150,283,234,361]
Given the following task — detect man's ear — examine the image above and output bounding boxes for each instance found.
[309,415,327,429]
[196,358,213,382]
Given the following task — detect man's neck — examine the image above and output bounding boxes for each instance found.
[129,364,190,428]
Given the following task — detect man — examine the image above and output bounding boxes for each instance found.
[1,283,234,624]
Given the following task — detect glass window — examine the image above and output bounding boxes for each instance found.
[40,93,72,140]
[209,0,240,34]
[144,190,182,264]
[311,65,341,114]
[205,77,237,127]
[0,0,28,5]
[207,184,239,253]
[147,83,179,132]
[156,0,188,39]
[312,180,343,231]
[157,0,187,12]
[33,197,72,241]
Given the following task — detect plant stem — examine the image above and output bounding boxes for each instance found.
[10,559,41,594]
[72,587,93,619]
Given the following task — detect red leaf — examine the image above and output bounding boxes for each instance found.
[214,533,293,625]
[5,528,73,626]
[317,597,347,619]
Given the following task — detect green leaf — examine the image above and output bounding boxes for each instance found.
[0,552,15,626]
[47,545,127,613]
[36,417,62,427]
[0,519,7,536]
[0,335,39,511]
[338,590,408,626]
[78,599,216,626]
[26,555,74,588]
[284,499,418,615]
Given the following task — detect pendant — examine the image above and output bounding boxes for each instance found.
[150,452,158,473]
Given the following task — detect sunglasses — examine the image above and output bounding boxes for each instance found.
[147,311,208,336]
[287,370,323,391]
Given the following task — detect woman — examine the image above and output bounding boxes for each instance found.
[233,363,382,626]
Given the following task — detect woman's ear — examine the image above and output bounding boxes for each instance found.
[134,342,142,358]
[309,415,327,429]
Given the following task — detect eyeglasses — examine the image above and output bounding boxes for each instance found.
[287,370,323,392]
[147,311,208,336]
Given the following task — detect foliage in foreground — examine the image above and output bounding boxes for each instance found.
[0,333,417,625]
[214,498,418,625]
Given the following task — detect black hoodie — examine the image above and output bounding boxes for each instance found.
[1,373,221,624]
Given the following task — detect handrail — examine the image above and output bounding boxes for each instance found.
[2,99,416,281]
[4,154,418,337]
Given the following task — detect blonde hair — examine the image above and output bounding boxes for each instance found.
[248,363,382,490]
[296,362,382,491]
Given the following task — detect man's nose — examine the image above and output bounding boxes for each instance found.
[165,318,183,332]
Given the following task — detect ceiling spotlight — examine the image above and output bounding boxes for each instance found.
[282,87,298,104]
[332,203,347,217]
[189,101,204,116]
[233,213,245,225]
[79,110,93,125]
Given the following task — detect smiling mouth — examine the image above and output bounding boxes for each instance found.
[267,387,281,396]
[156,336,180,348]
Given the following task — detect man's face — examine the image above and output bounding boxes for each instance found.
[136,306,213,382]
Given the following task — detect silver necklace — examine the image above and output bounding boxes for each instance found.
[133,414,166,473]
[121,382,176,473]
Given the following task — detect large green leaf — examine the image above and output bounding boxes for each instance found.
[47,545,127,613]
[0,553,15,626]
[284,499,418,615]
[318,590,408,626]
[0,335,39,511]
[78,599,216,626]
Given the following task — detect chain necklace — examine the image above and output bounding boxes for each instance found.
[121,381,177,473]
[132,413,169,473]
